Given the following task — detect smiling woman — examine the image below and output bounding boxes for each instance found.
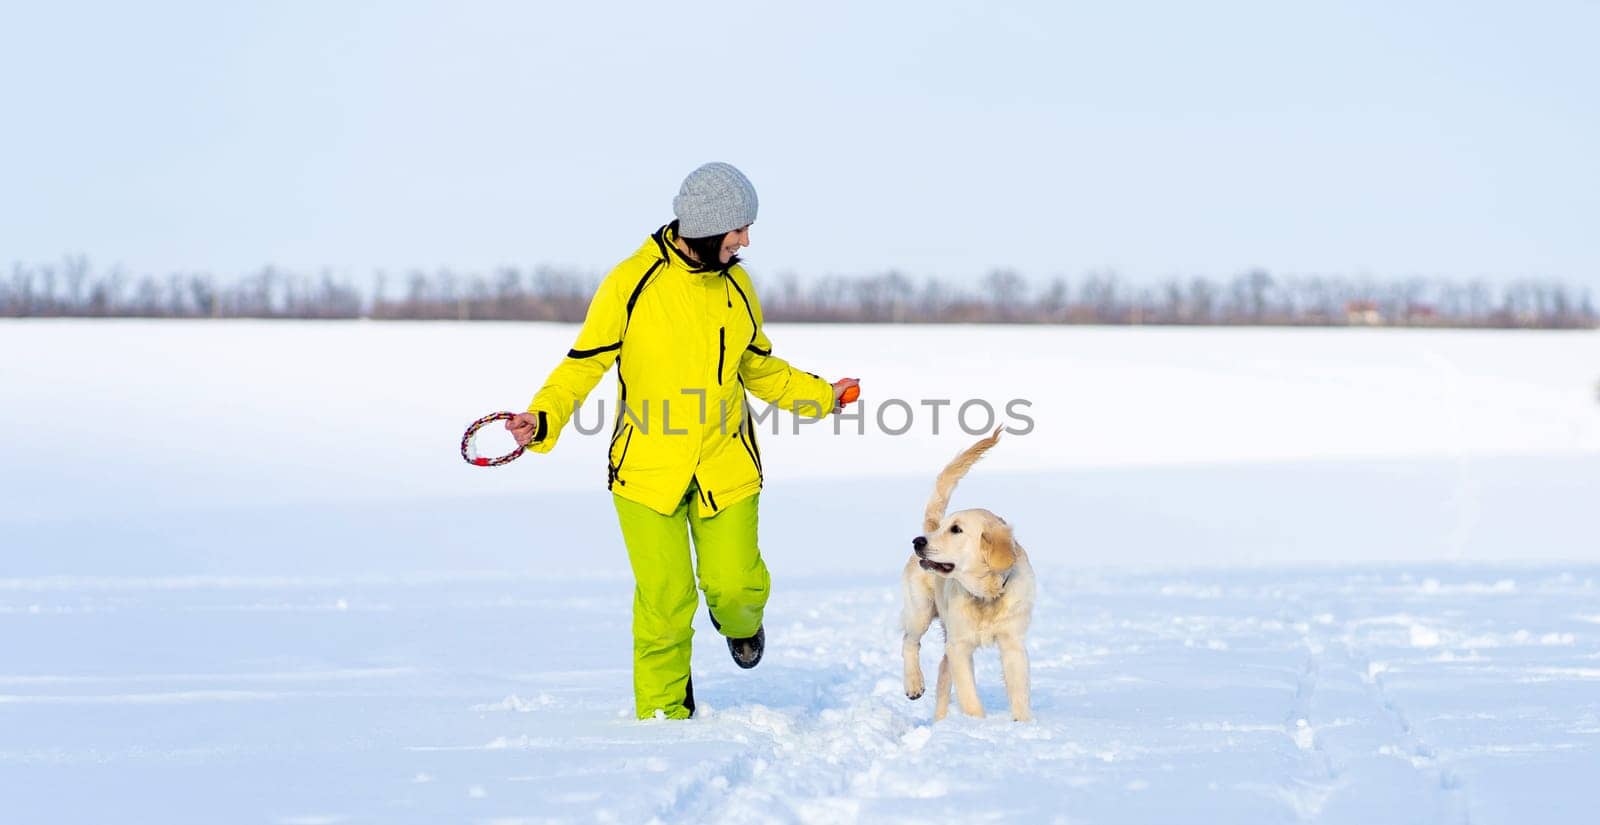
[502,162,861,720]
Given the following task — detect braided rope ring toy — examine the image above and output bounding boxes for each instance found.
[460,411,525,467]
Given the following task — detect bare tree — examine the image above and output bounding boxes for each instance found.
[983,268,1028,321]
[1038,277,1069,321]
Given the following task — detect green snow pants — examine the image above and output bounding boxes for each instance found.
[613,486,768,720]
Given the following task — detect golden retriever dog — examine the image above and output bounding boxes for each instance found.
[902,427,1035,722]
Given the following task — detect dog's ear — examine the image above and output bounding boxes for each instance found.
[981,523,1017,572]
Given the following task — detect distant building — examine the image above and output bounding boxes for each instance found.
[1346,300,1382,325]
[1405,304,1438,324]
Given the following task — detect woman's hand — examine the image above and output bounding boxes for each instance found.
[505,412,542,446]
[831,377,861,413]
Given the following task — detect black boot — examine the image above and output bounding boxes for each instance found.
[726,625,765,669]
[683,675,696,718]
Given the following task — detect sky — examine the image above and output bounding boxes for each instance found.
[2,0,1597,290]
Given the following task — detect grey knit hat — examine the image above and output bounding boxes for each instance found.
[672,162,758,239]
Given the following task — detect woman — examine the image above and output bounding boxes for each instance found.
[507,162,858,720]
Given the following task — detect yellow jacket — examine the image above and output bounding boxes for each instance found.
[527,225,835,517]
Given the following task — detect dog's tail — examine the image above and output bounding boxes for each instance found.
[924,427,1002,533]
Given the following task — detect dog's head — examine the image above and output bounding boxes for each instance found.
[911,508,1016,588]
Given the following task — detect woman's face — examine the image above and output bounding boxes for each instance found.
[719,225,751,264]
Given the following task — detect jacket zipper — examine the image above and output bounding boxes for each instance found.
[717,326,725,385]
[609,424,634,488]
[738,428,762,478]
[733,378,763,478]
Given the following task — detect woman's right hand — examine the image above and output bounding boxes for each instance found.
[505,412,542,446]
[831,377,860,413]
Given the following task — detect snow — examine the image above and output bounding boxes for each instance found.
[2,319,1598,823]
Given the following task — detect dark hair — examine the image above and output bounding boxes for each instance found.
[671,220,740,271]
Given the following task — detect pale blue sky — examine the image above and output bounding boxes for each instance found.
[3,0,1597,288]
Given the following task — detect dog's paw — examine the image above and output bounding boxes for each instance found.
[905,672,924,700]
[1012,711,1035,723]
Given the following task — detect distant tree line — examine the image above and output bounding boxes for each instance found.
[3,257,1595,329]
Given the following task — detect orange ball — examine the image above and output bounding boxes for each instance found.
[840,385,860,404]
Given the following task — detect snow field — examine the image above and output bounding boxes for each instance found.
[2,319,1598,823]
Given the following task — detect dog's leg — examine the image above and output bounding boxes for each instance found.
[901,581,937,700]
[998,635,1032,722]
[902,629,927,700]
[933,654,952,720]
[902,618,934,700]
[947,642,985,718]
